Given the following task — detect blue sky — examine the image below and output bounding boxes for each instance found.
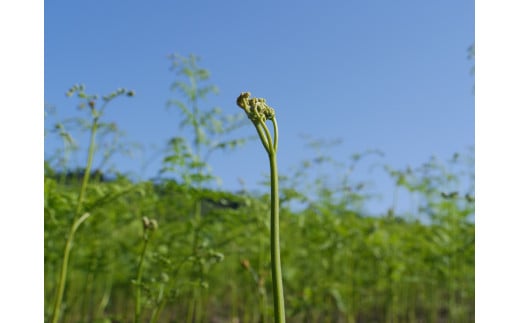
[44,0,475,214]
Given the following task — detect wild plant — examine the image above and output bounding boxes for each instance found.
[156,54,249,320]
[162,53,248,187]
[134,216,158,323]
[45,103,79,183]
[277,135,382,214]
[49,85,134,323]
[236,92,286,323]
[239,258,269,322]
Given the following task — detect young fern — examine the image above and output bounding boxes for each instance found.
[236,92,285,323]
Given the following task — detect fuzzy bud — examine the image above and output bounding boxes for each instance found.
[236,92,251,111]
[236,92,276,125]
[142,216,151,230]
[150,219,158,231]
[240,259,250,270]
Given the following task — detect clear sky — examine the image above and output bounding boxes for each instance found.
[44,0,475,214]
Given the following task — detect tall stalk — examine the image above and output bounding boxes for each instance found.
[236,92,286,323]
[50,86,133,323]
[50,116,97,323]
[134,216,157,323]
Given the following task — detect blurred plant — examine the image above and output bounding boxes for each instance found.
[237,92,286,323]
[240,258,269,322]
[134,216,158,323]
[468,43,475,76]
[45,86,138,181]
[278,134,383,215]
[384,150,475,321]
[50,85,135,323]
[46,122,79,181]
[468,43,475,93]
[161,53,249,187]
[157,54,250,321]
[385,150,474,222]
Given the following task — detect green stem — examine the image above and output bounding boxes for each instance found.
[134,235,150,323]
[149,287,165,323]
[51,119,98,323]
[271,118,279,152]
[269,148,286,323]
[75,119,98,216]
[237,93,286,323]
[254,123,270,153]
[95,269,113,319]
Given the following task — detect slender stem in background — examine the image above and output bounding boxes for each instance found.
[149,255,189,323]
[49,87,133,323]
[51,119,98,323]
[134,217,157,323]
[149,284,166,323]
[95,262,114,319]
[75,119,98,215]
[134,235,150,323]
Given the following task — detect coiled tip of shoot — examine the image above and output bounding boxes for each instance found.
[236,92,276,124]
[237,92,251,111]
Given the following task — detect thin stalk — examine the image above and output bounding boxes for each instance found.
[75,119,98,215]
[149,256,188,323]
[186,296,196,323]
[149,284,165,323]
[254,123,270,153]
[51,119,98,323]
[272,117,278,152]
[269,150,286,323]
[95,271,113,319]
[236,92,286,323]
[134,236,150,323]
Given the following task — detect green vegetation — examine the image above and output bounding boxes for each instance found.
[48,85,135,323]
[44,55,474,323]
